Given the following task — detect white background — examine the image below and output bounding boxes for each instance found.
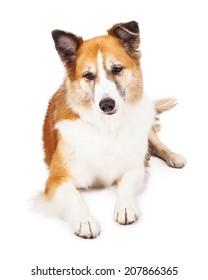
[0,0,208,279]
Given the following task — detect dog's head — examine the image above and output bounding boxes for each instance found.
[52,21,143,117]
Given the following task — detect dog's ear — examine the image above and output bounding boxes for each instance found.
[107,21,140,52]
[52,30,83,66]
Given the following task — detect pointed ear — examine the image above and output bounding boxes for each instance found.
[107,21,140,52]
[52,30,83,65]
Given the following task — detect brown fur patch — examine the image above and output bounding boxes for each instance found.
[44,134,71,196]
[75,35,138,79]
[43,82,79,166]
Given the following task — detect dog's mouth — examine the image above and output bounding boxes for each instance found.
[103,109,117,116]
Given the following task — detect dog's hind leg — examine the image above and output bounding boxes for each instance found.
[148,124,186,168]
[146,98,186,168]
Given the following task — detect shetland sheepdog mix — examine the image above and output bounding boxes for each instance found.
[39,21,186,238]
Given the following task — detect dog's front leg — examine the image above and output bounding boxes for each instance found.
[48,182,101,238]
[114,166,145,225]
[43,140,100,239]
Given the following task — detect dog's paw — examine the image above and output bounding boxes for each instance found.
[73,215,101,239]
[114,201,139,225]
[166,153,187,168]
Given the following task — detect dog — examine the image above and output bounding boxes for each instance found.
[39,21,186,238]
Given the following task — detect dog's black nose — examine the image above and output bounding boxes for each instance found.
[99,98,115,114]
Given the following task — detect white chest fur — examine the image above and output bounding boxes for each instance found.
[56,96,155,188]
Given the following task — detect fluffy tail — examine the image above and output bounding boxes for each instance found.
[155,98,177,114]
[32,192,63,219]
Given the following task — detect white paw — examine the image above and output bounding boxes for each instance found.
[73,215,100,239]
[167,153,187,168]
[114,200,139,225]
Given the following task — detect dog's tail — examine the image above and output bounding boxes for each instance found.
[155,98,177,114]
[32,191,64,219]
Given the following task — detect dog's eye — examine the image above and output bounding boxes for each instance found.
[83,72,95,81]
[112,65,123,75]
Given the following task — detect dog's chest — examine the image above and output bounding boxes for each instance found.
[57,116,141,164]
[56,121,143,188]
[56,99,154,187]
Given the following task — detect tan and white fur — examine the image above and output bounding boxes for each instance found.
[38,21,186,238]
